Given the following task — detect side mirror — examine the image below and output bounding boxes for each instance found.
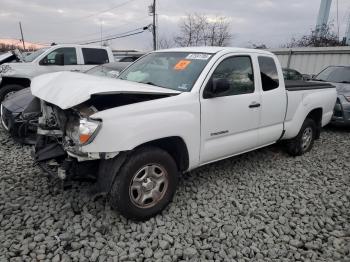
[212,78,230,93]
[204,78,230,98]
[302,74,312,81]
[54,53,64,66]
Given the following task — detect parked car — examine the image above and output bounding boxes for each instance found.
[0,44,114,104]
[0,62,131,144]
[114,52,145,62]
[31,47,336,220]
[313,66,350,126]
[282,68,304,81]
[0,49,24,65]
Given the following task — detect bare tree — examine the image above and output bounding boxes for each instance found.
[284,24,345,48]
[174,14,232,47]
[157,36,175,49]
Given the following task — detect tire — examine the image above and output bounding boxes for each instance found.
[286,118,316,156]
[110,147,179,221]
[0,84,24,104]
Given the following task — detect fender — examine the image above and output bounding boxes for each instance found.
[283,89,336,139]
[81,93,201,169]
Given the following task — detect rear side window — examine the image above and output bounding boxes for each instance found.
[82,48,109,65]
[258,56,279,91]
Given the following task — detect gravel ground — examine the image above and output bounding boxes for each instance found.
[0,125,349,262]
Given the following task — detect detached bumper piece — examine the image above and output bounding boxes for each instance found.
[331,97,350,126]
[34,140,99,189]
[1,104,38,144]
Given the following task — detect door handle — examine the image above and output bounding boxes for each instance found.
[249,102,261,108]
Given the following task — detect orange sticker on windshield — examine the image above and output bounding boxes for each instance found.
[174,60,191,70]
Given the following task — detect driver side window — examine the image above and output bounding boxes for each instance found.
[204,56,255,98]
[40,48,77,65]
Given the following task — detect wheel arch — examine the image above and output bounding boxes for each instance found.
[0,77,31,89]
[135,136,190,172]
[306,107,322,139]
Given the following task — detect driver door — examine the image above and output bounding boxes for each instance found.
[200,55,261,164]
[38,47,82,74]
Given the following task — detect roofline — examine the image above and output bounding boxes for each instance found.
[49,44,110,49]
[151,46,274,56]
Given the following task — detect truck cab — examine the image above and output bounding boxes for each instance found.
[0,44,114,103]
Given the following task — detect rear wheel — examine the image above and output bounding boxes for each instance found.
[0,84,24,104]
[110,147,178,221]
[286,118,316,156]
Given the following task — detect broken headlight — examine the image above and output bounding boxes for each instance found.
[78,118,101,145]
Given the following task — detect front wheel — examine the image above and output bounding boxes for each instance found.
[285,118,316,156]
[110,147,178,221]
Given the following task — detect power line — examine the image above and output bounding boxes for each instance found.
[62,25,151,45]
[81,30,147,45]
[72,26,149,44]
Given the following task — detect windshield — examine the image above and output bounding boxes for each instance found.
[23,47,49,62]
[118,52,213,91]
[315,66,350,83]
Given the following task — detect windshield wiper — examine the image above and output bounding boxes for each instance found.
[140,81,164,88]
[337,81,350,84]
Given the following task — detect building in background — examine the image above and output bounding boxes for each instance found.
[269,46,350,75]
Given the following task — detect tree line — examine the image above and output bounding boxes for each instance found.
[159,14,348,49]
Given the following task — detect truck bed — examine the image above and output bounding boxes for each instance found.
[285,80,334,91]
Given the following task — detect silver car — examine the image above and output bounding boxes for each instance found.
[313,66,350,126]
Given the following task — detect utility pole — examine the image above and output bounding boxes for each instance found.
[100,19,103,46]
[19,22,25,50]
[152,0,157,50]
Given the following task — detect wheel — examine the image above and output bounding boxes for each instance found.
[110,147,179,221]
[286,118,316,156]
[0,84,24,104]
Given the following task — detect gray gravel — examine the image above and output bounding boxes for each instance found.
[0,126,349,262]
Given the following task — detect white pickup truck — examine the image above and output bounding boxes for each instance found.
[31,47,336,220]
[0,44,114,103]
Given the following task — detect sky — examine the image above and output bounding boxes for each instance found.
[1,0,350,51]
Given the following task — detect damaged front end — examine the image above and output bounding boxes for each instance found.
[34,100,103,182]
[34,92,172,191]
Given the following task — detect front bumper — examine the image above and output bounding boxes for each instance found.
[331,96,350,126]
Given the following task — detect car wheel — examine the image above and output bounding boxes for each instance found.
[110,147,179,221]
[0,84,24,104]
[286,118,316,156]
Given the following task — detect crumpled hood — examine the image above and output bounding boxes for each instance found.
[0,52,17,65]
[31,71,180,109]
[2,88,34,113]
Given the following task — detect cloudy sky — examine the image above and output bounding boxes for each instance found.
[1,0,350,51]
